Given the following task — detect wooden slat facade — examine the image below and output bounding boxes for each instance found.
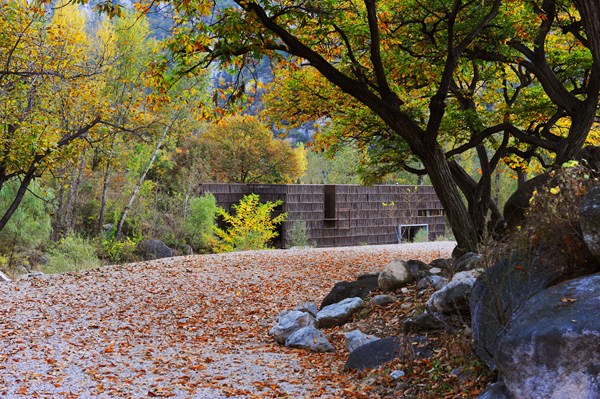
[198,183,447,248]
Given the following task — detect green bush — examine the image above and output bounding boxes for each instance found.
[288,217,311,247]
[183,193,218,252]
[213,194,287,252]
[0,181,52,256]
[413,227,429,243]
[100,237,139,264]
[44,235,101,274]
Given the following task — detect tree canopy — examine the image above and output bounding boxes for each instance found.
[158,0,600,253]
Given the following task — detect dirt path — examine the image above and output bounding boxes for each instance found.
[0,242,454,398]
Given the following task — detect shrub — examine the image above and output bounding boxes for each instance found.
[413,227,429,243]
[288,217,311,247]
[100,237,139,264]
[0,181,52,262]
[213,194,287,252]
[44,235,101,274]
[183,193,218,252]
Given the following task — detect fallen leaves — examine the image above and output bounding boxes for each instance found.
[0,243,454,397]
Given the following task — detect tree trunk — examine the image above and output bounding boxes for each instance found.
[420,146,479,254]
[0,170,36,233]
[115,124,171,240]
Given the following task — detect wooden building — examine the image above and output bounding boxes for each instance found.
[198,183,447,248]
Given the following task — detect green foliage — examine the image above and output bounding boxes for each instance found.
[0,181,52,258]
[412,227,429,243]
[44,235,101,274]
[183,193,218,252]
[213,194,287,253]
[288,217,311,248]
[100,236,139,264]
[301,145,362,184]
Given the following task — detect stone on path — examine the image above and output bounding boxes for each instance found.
[269,310,316,344]
[344,330,379,352]
[317,297,365,328]
[285,326,334,353]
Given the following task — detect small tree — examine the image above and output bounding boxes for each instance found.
[213,194,287,252]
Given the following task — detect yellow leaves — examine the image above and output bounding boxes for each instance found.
[549,186,560,195]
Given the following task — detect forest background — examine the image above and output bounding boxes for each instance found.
[1,0,598,276]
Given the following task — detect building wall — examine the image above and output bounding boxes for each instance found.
[198,183,446,248]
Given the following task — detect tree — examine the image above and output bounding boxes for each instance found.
[201,114,305,183]
[159,0,600,253]
[0,2,105,233]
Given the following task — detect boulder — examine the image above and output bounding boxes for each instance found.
[579,185,600,260]
[453,252,482,272]
[470,253,557,370]
[285,326,334,352]
[452,269,483,283]
[430,258,452,273]
[426,279,475,317]
[478,382,513,399]
[344,330,379,352]
[295,302,319,318]
[406,259,430,280]
[317,297,365,328]
[320,276,379,309]
[370,294,396,306]
[269,310,316,344]
[495,273,600,399]
[417,275,449,291]
[402,312,445,334]
[378,260,412,292]
[345,337,410,371]
[137,239,175,261]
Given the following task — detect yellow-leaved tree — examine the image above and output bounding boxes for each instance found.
[0,2,105,232]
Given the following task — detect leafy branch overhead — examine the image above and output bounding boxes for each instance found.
[161,0,600,253]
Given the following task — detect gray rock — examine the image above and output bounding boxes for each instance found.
[344,330,379,352]
[417,275,448,291]
[0,271,11,283]
[429,267,442,275]
[453,252,482,272]
[370,294,396,306]
[285,326,334,352]
[182,245,194,255]
[317,297,365,328]
[495,273,600,399]
[320,276,379,309]
[390,370,405,379]
[430,258,452,272]
[27,271,44,278]
[137,239,175,261]
[378,260,412,292]
[427,279,475,316]
[579,186,600,260]
[470,253,557,370]
[452,269,483,283]
[295,302,319,318]
[478,382,513,399]
[345,336,409,371]
[269,310,316,344]
[402,312,445,334]
[406,259,430,280]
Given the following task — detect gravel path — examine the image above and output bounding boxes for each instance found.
[0,242,455,398]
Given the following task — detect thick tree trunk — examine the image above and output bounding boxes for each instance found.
[420,146,479,254]
[0,170,36,233]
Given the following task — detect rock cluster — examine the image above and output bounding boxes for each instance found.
[269,186,600,399]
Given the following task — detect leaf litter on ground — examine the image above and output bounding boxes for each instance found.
[0,242,474,398]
